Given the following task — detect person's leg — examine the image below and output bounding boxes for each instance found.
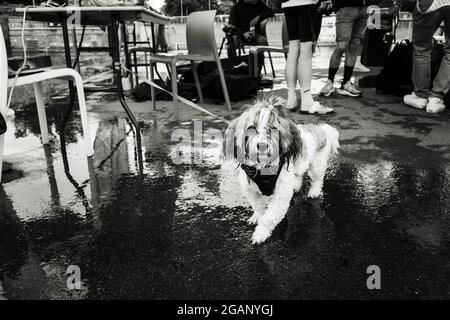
[295,5,314,109]
[311,8,322,52]
[343,7,368,82]
[254,34,269,75]
[427,7,450,113]
[283,7,301,109]
[286,40,300,108]
[411,8,443,98]
[297,5,333,113]
[429,8,450,100]
[330,8,358,74]
[298,41,314,109]
[320,7,356,96]
[336,6,368,96]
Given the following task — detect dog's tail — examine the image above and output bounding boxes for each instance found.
[321,124,340,156]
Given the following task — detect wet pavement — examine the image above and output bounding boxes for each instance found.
[1,64,450,300]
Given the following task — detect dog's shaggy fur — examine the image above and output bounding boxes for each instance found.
[225,97,339,244]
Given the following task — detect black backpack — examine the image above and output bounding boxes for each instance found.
[376,40,446,99]
[180,55,260,102]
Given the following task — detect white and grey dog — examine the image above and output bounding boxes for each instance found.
[225,97,339,244]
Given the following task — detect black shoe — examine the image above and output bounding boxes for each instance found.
[0,113,6,135]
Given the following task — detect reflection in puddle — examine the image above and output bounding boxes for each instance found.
[1,101,450,299]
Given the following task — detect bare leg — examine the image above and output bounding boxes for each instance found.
[297,41,314,109]
[344,37,362,68]
[285,40,300,109]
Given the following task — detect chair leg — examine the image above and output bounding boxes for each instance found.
[253,50,259,78]
[150,62,156,111]
[192,62,204,104]
[33,82,50,145]
[268,52,276,78]
[216,60,232,111]
[0,134,4,183]
[73,76,94,157]
[171,61,178,110]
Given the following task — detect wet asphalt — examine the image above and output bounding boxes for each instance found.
[1,65,450,300]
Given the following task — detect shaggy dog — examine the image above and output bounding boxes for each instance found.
[225,97,339,244]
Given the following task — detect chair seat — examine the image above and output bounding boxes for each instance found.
[249,45,288,54]
[8,68,83,88]
[149,53,216,63]
[128,46,153,54]
[129,47,168,54]
[8,66,56,79]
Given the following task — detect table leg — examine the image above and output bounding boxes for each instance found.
[60,17,76,148]
[121,22,133,88]
[151,22,156,53]
[111,14,143,173]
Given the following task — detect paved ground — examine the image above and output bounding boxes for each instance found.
[1,64,450,299]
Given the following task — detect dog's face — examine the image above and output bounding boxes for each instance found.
[225,97,302,169]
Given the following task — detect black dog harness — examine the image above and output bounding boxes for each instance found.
[241,160,285,196]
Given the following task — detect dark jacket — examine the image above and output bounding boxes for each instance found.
[229,0,275,36]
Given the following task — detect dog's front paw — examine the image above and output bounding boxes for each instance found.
[251,225,271,244]
[307,188,323,199]
[247,213,261,225]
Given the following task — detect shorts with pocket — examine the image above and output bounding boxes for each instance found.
[283,5,318,42]
[335,6,369,41]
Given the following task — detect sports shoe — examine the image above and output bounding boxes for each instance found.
[426,97,445,113]
[319,80,335,97]
[403,92,427,109]
[337,81,362,97]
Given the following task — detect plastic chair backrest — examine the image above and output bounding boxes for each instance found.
[0,25,8,116]
[186,10,218,57]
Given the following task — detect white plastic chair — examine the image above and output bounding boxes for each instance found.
[0,25,93,183]
[249,19,289,78]
[149,10,232,111]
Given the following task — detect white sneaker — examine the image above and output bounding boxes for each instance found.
[426,97,445,113]
[319,80,335,97]
[403,92,427,109]
[337,81,362,97]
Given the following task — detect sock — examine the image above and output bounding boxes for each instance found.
[286,86,297,109]
[343,66,354,84]
[300,87,314,109]
[328,67,338,82]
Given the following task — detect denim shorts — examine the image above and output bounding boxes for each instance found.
[335,6,369,41]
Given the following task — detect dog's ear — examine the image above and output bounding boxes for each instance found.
[279,119,302,166]
[224,119,243,163]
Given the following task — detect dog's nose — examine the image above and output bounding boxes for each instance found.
[257,142,268,152]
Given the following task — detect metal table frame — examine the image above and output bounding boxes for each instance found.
[16,6,171,172]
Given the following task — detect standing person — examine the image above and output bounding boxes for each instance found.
[283,0,334,114]
[228,0,275,75]
[403,1,450,113]
[319,0,369,97]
